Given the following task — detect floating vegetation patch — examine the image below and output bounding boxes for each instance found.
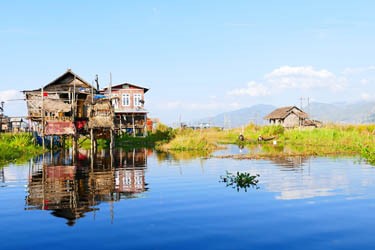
[220,171,260,192]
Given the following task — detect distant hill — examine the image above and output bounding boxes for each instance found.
[193,102,375,128]
[194,104,276,128]
[308,102,375,123]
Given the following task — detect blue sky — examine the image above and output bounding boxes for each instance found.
[1,1,375,124]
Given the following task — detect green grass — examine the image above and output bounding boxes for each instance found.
[3,123,375,166]
[154,123,375,164]
[0,133,44,166]
[155,128,223,152]
[116,123,175,149]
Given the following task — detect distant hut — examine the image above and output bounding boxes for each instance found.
[0,115,9,132]
[264,106,309,128]
[9,117,27,132]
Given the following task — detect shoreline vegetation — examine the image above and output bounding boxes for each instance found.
[144,123,375,164]
[2,123,375,166]
[0,133,44,166]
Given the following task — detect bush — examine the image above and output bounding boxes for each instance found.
[260,125,284,137]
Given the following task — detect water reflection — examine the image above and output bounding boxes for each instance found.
[270,156,309,171]
[155,150,209,163]
[25,148,148,226]
[0,167,5,187]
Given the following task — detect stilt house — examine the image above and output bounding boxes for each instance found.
[23,69,114,141]
[101,83,149,136]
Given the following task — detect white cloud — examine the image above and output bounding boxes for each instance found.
[227,65,345,101]
[265,66,341,90]
[0,89,24,103]
[266,66,335,79]
[227,81,270,96]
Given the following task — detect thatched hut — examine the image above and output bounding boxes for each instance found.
[87,97,115,129]
[23,69,115,140]
[264,106,309,128]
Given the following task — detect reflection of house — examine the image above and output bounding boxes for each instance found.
[26,165,96,226]
[118,148,147,167]
[115,148,148,197]
[26,148,148,225]
[270,156,308,169]
[101,83,149,136]
[264,106,309,128]
[116,168,147,195]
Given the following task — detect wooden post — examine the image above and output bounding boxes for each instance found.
[110,130,114,170]
[72,134,78,164]
[132,114,135,137]
[143,114,147,137]
[119,115,122,136]
[110,129,114,151]
[41,87,45,150]
[90,128,94,170]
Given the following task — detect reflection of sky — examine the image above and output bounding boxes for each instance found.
[3,154,375,202]
[2,164,29,186]
[150,153,375,201]
[211,144,249,156]
[229,157,375,200]
[3,151,375,249]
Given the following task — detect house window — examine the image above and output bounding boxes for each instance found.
[122,94,130,106]
[134,94,142,107]
[112,94,118,109]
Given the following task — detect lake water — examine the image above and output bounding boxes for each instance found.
[1,146,375,250]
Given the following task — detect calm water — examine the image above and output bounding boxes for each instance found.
[1,146,375,250]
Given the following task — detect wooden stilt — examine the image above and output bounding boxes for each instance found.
[90,129,94,170]
[42,134,45,151]
[144,114,147,137]
[72,134,78,164]
[132,114,135,137]
[119,115,122,136]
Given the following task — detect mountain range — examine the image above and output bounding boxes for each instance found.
[193,102,375,128]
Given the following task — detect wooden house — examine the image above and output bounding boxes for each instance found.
[264,106,309,128]
[23,69,115,149]
[23,69,94,135]
[101,83,149,136]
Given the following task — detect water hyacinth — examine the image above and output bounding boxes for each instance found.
[220,171,260,192]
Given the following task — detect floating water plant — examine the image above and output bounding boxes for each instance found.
[220,171,260,192]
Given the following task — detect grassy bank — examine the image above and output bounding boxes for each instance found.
[153,123,375,164]
[115,123,175,149]
[0,133,44,166]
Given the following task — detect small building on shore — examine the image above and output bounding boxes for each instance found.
[0,115,9,132]
[9,117,28,132]
[264,106,309,128]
